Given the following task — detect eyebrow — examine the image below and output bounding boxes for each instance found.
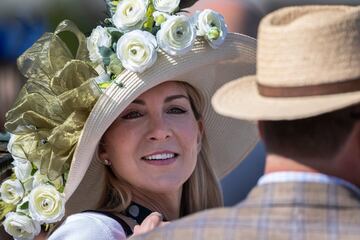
[132,94,189,105]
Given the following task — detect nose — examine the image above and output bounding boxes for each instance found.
[146,115,172,141]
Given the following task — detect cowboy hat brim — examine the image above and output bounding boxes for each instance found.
[212,75,360,121]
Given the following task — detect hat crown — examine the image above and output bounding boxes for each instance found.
[257,5,360,87]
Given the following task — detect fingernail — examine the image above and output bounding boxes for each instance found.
[150,212,163,221]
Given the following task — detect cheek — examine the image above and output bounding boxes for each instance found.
[176,120,200,153]
[103,126,138,160]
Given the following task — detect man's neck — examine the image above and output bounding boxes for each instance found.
[264,154,322,174]
[264,154,360,188]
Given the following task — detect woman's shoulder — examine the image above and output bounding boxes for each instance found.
[48,212,127,240]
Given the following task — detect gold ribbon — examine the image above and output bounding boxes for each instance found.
[5,20,101,180]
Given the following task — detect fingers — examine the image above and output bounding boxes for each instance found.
[132,212,165,236]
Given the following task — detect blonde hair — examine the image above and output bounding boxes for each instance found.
[97,81,223,215]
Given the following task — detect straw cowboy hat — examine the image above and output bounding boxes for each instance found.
[212,5,360,121]
[4,19,258,222]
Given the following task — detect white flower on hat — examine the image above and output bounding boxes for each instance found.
[157,15,196,55]
[153,11,170,26]
[3,212,41,240]
[196,9,228,48]
[12,159,32,182]
[22,177,34,194]
[8,134,27,162]
[28,185,65,224]
[153,0,180,13]
[87,26,112,64]
[116,30,158,73]
[7,133,16,153]
[32,170,63,190]
[0,179,25,205]
[7,133,41,169]
[112,0,148,32]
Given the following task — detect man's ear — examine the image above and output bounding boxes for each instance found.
[258,121,264,139]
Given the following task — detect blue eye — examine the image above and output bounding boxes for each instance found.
[122,111,143,119]
[168,107,186,114]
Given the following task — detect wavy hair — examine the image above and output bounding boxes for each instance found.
[97,81,223,216]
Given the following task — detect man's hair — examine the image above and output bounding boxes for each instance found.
[260,104,360,161]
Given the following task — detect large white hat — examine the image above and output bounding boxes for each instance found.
[5,21,258,218]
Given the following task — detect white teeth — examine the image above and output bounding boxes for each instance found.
[144,153,175,160]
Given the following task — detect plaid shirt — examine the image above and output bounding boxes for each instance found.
[131,178,360,240]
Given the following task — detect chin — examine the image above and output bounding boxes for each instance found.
[143,177,185,193]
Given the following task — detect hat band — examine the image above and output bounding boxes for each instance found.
[257,78,360,98]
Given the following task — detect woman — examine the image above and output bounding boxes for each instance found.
[0,2,257,239]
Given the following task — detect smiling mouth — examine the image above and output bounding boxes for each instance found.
[141,153,179,161]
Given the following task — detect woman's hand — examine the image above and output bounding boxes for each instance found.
[132,212,169,236]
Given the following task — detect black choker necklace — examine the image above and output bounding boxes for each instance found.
[124,201,154,224]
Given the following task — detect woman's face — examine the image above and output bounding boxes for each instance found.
[100,81,202,194]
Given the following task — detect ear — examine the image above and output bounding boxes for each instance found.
[98,138,109,161]
[257,121,264,139]
[197,119,204,153]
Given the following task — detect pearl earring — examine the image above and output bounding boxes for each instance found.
[104,159,111,166]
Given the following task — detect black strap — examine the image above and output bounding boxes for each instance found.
[124,202,154,224]
[83,210,133,237]
[83,202,157,236]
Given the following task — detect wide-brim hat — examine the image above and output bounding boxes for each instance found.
[64,32,258,215]
[212,5,360,121]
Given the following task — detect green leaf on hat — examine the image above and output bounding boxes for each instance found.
[107,27,123,42]
[143,3,155,32]
[19,201,29,210]
[99,47,114,66]
[104,0,119,16]
[179,0,199,9]
[0,201,15,221]
[108,54,124,76]
[58,185,65,193]
[98,81,113,89]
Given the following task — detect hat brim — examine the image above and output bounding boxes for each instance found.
[212,75,360,121]
[64,33,258,215]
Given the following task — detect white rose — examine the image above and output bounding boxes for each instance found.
[22,177,34,194]
[32,171,63,190]
[195,9,228,48]
[12,159,32,181]
[116,30,157,73]
[87,26,112,64]
[28,185,65,224]
[153,11,170,26]
[7,134,27,161]
[3,212,41,240]
[7,133,41,169]
[7,133,16,153]
[0,179,24,205]
[153,0,180,13]
[112,0,148,32]
[157,15,196,55]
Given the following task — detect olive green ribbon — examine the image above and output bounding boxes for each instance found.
[5,20,101,180]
